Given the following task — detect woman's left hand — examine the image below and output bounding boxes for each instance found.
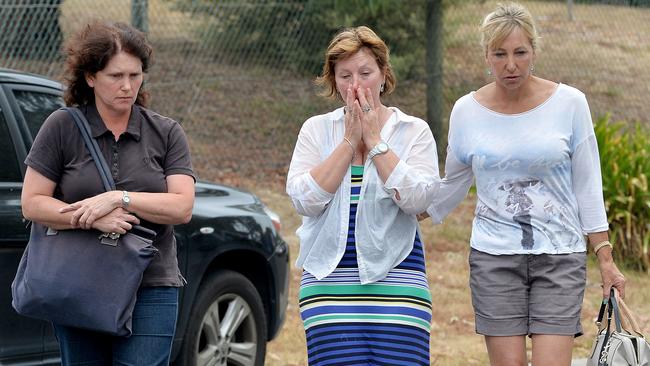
[357,87,382,150]
[59,191,121,229]
[599,259,626,300]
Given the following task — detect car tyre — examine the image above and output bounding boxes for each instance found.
[178,269,267,366]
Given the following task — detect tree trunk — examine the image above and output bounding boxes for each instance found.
[425,0,445,162]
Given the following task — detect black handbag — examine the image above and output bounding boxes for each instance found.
[11,107,158,337]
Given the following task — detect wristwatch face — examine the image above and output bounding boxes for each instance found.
[377,142,389,153]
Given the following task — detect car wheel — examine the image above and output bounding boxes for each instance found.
[178,269,267,366]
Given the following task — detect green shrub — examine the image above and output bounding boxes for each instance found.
[171,0,475,80]
[594,115,650,272]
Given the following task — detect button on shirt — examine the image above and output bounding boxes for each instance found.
[26,104,196,286]
[287,107,440,284]
[426,84,608,254]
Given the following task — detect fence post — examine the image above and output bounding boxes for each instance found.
[132,0,148,32]
[426,0,445,161]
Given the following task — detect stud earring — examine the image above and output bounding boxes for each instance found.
[486,69,492,76]
[530,65,535,72]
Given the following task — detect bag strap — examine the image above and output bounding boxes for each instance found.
[595,288,626,366]
[63,107,116,192]
[597,303,614,366]
[615,290,646,338]
[596,288,623,333]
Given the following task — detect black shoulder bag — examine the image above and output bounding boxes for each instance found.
[11,107,158,337]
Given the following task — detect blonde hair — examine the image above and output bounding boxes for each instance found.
[315,26,396,99]
[480,2,540,55]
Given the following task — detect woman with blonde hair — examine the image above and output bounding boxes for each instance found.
[425,2,625,365]
[287,26,440,365]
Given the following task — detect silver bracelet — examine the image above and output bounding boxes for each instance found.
[343,137,356,161]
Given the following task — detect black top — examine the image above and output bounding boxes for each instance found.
[25,104,196,287]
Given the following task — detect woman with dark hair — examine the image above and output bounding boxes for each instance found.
[287,26,440,365]
[21,21,195,365]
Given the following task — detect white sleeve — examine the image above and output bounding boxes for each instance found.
[570,93,608,233]
[383,125,441,215]
[426,146,474,224]
[572,135,609,233]
[286,119,334,217]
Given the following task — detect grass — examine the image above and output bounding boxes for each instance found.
[255,188,650,365]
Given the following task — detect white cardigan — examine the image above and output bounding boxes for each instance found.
[287,107,440,283]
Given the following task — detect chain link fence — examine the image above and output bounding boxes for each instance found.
[1,0,649,188]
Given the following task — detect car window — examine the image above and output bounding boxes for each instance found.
[13,90,64,138]
[0,112,22,182]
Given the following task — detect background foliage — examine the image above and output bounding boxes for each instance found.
[595,116,650,272]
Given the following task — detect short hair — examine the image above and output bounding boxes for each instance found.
[63,21,153,107]
[315,26,396,99]
[480,2,540,55]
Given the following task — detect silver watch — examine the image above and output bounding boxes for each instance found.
[121,190,130,208]
[368,141,389,160]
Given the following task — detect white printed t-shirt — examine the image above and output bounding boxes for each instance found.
[427,84,608,254]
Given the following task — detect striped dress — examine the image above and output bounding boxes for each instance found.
[299,165,432,366]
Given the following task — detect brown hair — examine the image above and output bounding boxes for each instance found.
[315,26,396,99]
[63,21,153,107]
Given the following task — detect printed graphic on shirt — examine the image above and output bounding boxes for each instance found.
[499,179,540,249]
[542,201,582,251]
[472,177,583,252]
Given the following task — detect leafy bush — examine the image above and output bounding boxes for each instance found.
[594,115,650,272]
[170,0,447,80]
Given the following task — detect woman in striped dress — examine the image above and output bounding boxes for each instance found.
[287,26,440,365]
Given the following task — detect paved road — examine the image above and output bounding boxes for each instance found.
[527,360,586,366]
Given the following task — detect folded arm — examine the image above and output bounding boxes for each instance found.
[59,174,195,228]
[21,167,139,233]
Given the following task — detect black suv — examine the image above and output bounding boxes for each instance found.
[0,68,289,366]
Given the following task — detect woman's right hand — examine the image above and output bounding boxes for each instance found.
[91,207,140,234]
[344,86,362,149]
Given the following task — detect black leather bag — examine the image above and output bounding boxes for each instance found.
[11,107,158,336]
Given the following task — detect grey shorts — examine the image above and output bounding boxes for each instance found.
[469,248,587,337]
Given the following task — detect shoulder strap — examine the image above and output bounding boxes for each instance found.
[62,107,116,192]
